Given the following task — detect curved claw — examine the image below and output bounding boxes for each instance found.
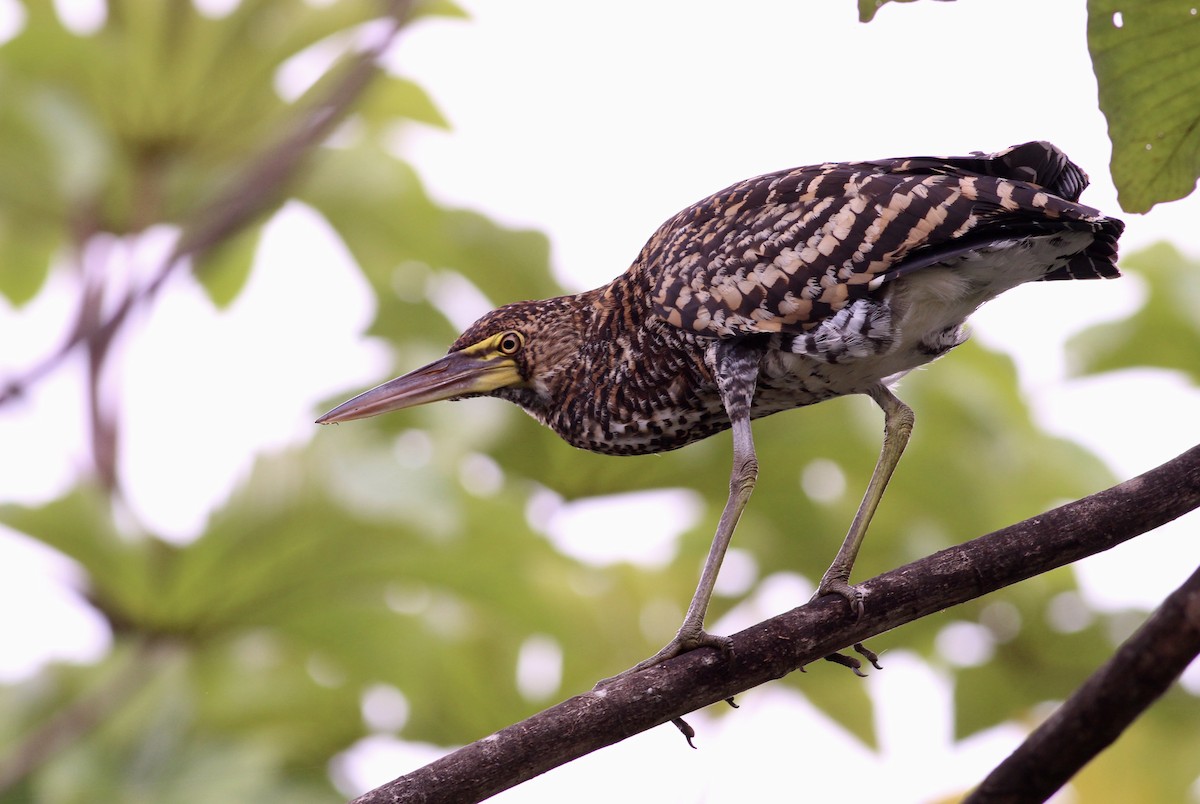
[853,642,882,670]
[822,642,882,676]
[671,717,698,749]
[814,577,865,619]
[824,652,868,677]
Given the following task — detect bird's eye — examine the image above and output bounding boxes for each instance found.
[497,331,523,355]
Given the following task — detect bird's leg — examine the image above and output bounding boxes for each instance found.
[815,382,913,617]
[597,341,760,685]
[667,395,758,653]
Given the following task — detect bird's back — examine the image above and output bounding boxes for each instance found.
[635,141,1122,341]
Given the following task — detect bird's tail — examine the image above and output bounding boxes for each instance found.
[986,141,1123,280]
[1041,215,1124,281]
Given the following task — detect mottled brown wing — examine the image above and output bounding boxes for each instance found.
[644,141,1122,337]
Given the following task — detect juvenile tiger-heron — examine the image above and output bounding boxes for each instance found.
[319,141,1123,676]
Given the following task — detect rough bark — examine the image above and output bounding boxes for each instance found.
[967,562,1200,802]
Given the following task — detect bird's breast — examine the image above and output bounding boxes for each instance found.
[551,353,859,456]
[549,363,730,456]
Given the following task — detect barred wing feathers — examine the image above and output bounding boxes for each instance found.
[644,141,1123,338]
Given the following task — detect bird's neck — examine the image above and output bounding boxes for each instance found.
[513,274,722,455]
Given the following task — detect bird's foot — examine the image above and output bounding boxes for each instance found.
[811,577,881,674]
[594,628,733,689]
[668,697,737,749]
[813,574,865,620]
[852,642,881,669]
[822,643,883,676]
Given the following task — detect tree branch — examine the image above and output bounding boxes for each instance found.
[966,562,1200,802]
[350,443,1200,804]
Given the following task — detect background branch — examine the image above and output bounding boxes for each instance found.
[966,562,1200,803]
[352,443,1200,804]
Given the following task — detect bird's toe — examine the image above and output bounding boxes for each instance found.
[814,577,866,619]
[594,629,733,689]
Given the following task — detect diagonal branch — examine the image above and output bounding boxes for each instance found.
[966,562,1200,803]
[350,443,1200,804]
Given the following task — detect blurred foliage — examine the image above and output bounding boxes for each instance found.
[0,0,461,308]
[0,1,1198,803]
[1069,242,1200,385]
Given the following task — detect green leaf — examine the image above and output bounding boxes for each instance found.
[11,643,344,803]
[358,75,450,130]
[858,0,931,23]
[1088,0,1200,212]
[0,214,59,305]
[194,223,262,308]
[1068,242,1200,384]
[0,490,146,615]
[414,0,470,20]
[1,433,682,751]
[297,144,557,357]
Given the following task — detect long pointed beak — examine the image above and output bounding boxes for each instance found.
[316,351,521,424]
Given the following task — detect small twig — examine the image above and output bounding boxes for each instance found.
[966,563,1200,803]
[349,444,1200,804]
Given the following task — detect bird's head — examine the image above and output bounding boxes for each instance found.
[317,297,588,426]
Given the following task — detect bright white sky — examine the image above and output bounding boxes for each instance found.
[2,0,1200,801]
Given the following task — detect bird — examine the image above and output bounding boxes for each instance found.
[318,140,1123,677]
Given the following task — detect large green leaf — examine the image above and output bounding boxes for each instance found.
[360,74,450,130]
[951,584,1115,738]
[298,145,557,305]
[0,436,675,756]
[0,213,60,306]
[1088,0,1200,212]
[0,74,94,304]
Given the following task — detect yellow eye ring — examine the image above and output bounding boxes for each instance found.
[497,331,523,356]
